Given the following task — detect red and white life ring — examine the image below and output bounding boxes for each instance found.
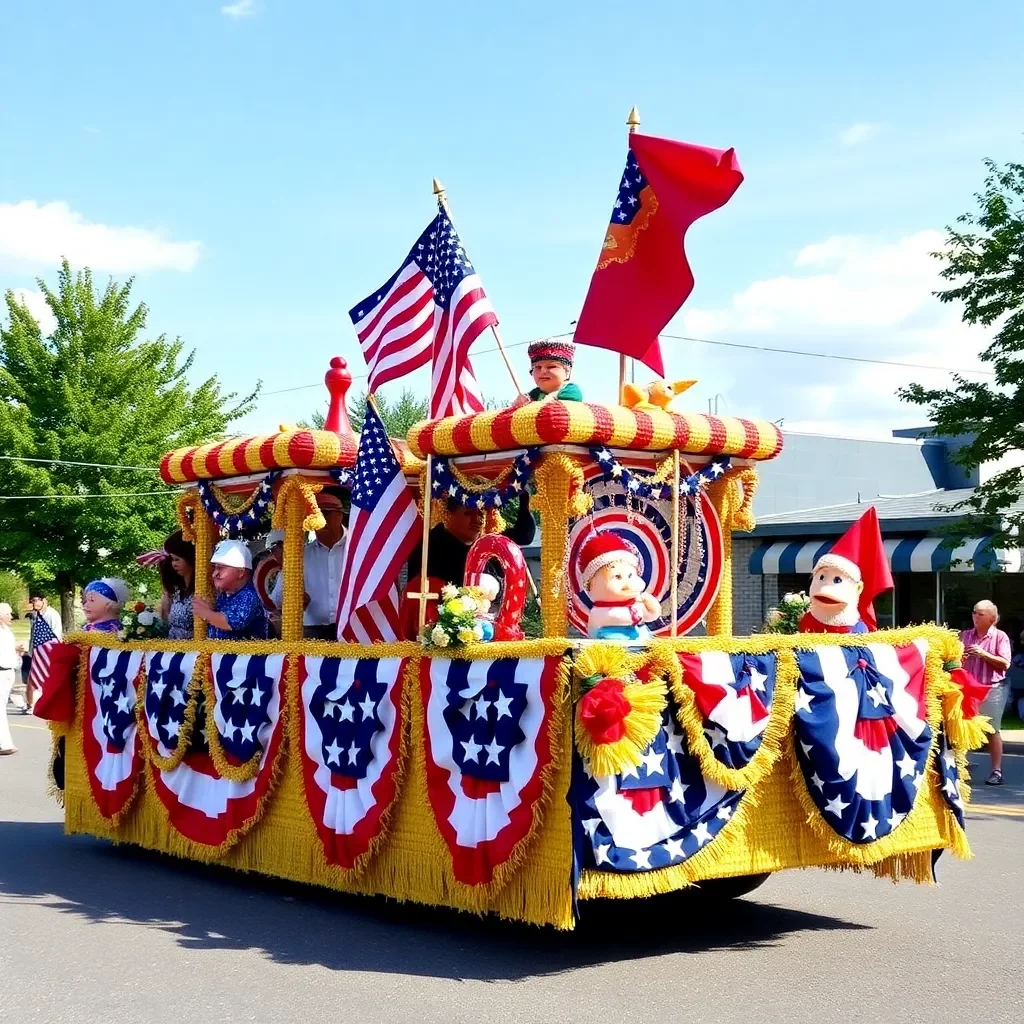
[464,534,528,641]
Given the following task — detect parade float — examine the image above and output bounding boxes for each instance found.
[32,111,991,931]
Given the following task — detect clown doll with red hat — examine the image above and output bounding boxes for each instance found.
[800,507,894,634]
[579,531,661,641]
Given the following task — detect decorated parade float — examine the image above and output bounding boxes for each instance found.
[33,113,992,930]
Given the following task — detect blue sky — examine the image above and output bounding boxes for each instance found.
[2,0,1023,438]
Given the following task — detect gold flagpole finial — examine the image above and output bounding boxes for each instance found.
[432,177,446,197]
[626,106,641,134]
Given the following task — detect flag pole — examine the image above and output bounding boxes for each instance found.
[618,105,642,405]
[670,449,680,636]
[432,177,527,398]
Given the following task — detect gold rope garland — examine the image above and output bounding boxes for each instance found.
[134,653,204,772]
[201,658,265,782]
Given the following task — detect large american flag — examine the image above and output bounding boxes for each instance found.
[27,611,60,693]
[335,402,421,643]
[348,204,496,419]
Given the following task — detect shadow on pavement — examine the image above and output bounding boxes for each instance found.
[0,820,871,980]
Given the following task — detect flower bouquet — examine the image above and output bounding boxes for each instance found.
[120,601,167,641]
[761,591,810,634]
[421,584,488,649]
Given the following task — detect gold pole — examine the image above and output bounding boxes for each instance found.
[192,496,214,641]
[280,485,306,643]
[670,450,680,636]
[619,105,642,401]
[416,455,434,632]
[432,177,527,398]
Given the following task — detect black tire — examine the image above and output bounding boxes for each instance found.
[692,872,771,900]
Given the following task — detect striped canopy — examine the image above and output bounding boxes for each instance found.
[749,535,1022,575]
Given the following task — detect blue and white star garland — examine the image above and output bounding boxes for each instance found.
[198,471,281,537]
[588,448,730,500]
[431,448,540,509]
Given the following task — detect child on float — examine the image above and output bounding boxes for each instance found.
[193,540,269,640]
[512,340,582,406]
[82,578,130,633]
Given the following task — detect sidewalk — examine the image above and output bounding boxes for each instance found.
[1002,728,1024,755]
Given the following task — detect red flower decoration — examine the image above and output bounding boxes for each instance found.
[579,678,632,745]
[134,601,146,613]
[949,666,988,719]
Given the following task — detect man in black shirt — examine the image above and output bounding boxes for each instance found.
[406,491,535,585]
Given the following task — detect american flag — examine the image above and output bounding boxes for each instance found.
[348,204,496,419]
[335,402,421,643]
[28,611,60,694]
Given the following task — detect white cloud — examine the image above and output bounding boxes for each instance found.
[0,200,202,273]
[9,289,58,335]
[221,0,256,16]
[839,122,882,146]
[679,230,992,438]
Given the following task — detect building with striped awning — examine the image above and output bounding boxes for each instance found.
[730,427,1024,638]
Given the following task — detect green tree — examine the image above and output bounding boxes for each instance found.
[900,157,1024,548]
[345,388,429,437]
[0,261,258,626]
[0,570,28,614]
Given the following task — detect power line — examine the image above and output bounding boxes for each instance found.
[0,455,160,472]
[0,491,174,501]
[659,333,996,377]
[258,329,994,399]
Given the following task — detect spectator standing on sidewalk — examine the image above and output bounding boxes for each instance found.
[0,603,18,754]
[961,600,1012,786]
[24,592,63,714]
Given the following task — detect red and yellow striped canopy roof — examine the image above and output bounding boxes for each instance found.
[407,400,783,461]
[160,429,358,485]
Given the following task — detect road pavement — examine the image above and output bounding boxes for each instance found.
[1,715,1021,1024]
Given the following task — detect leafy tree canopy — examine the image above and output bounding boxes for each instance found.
[900,157,1024,547]
[0,261,258,622]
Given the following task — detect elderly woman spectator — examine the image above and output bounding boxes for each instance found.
[0,602,19,755]
[961,600,1012,786]
[158,529,196,641]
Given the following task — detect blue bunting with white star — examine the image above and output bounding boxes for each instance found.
[588,448,730,500]
[572,703,744,873]
[793,641,933,845]
[209,653,285,764]
[431,448,540,510]
[143,651,200,755]
[197,471,280,537]
[935,729,965,828]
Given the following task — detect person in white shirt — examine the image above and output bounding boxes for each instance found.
[271,487,347,640]
[1,602,20,753]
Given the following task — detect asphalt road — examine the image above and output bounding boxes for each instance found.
[1,715,1021,1024]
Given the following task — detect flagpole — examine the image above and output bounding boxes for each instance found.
[670,449,680,636]
[432,177,528,399]
[618,105,642,405]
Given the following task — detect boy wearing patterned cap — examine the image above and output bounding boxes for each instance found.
[526,339,582,403]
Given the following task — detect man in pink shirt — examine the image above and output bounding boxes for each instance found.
[960,600,1012,785]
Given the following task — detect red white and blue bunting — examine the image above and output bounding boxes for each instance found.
[197,471,280,537]
[83,647,144,820]
[421,655,560,886]
[148,653,286,848]
[588,448,730,500]
[430,448,540,509]
[298,655,406,869]
[793,641,932,844]
[935,729,965,828]
[677,651,777,770]
[143,651,200,757]
[572,703,744,872]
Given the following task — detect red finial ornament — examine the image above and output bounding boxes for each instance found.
[324,356,353,435]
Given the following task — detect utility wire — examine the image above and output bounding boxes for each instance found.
[0,455,160,472]
[258,329,994,399]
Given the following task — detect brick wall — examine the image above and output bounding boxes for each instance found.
[730,535,778,636]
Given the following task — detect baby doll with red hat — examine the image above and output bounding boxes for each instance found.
[580,531,660,642]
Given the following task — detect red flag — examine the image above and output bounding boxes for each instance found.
[574,133,744,375]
